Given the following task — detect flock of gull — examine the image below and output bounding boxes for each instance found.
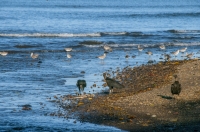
[98,44,193,63]
[0,44,194,62]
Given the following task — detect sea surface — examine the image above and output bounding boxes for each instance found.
[0,0,200,131]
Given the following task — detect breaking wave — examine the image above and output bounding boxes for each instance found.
[0,31,149,38]
[0,33,101,38]
[167,29,200,33]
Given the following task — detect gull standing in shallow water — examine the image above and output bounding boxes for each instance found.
[103,45,112,52]
[137,45,144,52]
[179,47,187,54]
[67,53,72,61]
[146,51,153,56]
[0,51,8,56]
[159,45,165,50]
[65,48,72,52]
[30,53,39,59]
[186,52,193,59]
[137,45,144,56]
[179,47,187,58]
[98,53,106,63]
[146,51,153,61]
[171,50,179,59]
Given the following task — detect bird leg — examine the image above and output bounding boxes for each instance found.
[79,85,83,95]
[109,87,113,94]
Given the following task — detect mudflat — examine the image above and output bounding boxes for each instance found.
[57,59,200,132]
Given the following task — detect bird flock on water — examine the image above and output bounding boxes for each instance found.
[0,44,195,62]
[0,44,197,97]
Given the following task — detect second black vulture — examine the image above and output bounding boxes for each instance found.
[103,73,125,94]
[171,75,181,96]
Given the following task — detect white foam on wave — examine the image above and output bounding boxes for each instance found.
[0,33,101,37]
[83,42,200,49]
[172,42,200,46]
[102,31,128,35]
[168,29,200,33]
[83,45,103,48]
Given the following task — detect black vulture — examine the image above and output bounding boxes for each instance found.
[103,73,125,94]
[171,75,181,96]
[76,80,87,95]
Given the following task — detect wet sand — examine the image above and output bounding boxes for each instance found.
[56,59,200,132]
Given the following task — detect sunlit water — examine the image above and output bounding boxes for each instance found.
[0,0,200,131]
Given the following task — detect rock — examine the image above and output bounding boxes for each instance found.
[146,113,151,116]
[22,104,32,110]
[81,71,85,74]
[142,123,149,126]
[151,115,156,118]
[170,118,178,122]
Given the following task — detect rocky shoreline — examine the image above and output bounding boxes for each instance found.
[55,59,200,132]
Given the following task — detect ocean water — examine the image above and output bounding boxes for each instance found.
[0,0,200,131]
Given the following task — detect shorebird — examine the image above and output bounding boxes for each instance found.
[103,73,124,94]
[103,45,112,52]
[159,45,165,50]
[146,51,153,60]
[171,50,179,59]
[171,75,181,97]
[179,47,187,53]
[65,48,72,52]
[98,53,106,62]
[30,53,39,59]
[146,51,153,56]
[76,80,87,95]
[0,51,8,56]
[67,53,72,61]
[186,52,193,59]
[164,54,171,61]
[138,45,144,52]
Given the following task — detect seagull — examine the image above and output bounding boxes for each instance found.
[164,54,171,61]
[146,51,153,60]
[67,53,72,59]
[179,47,187,53]
[0,51,8,56]
[98,53,106,60]
[30,53,39,59]
[146,51,153,56]
[65,48,72,52]
[186,52,193,59]
[159,45,165,50]
[138,45,144,52]
[171,50,179,59]
[103,45,112,52]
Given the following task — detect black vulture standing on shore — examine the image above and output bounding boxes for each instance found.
[171,75,181,96]
[76,80,87,95]
[103,73,125,94]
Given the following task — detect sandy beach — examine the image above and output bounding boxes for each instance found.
[54,59,200,132]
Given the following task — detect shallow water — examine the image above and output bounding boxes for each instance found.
[1,0,200,131]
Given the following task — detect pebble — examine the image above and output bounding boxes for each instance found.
[170,118,178,122]
[81,71,85,74]
[151,115,156,118]
[142,123,149,126]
